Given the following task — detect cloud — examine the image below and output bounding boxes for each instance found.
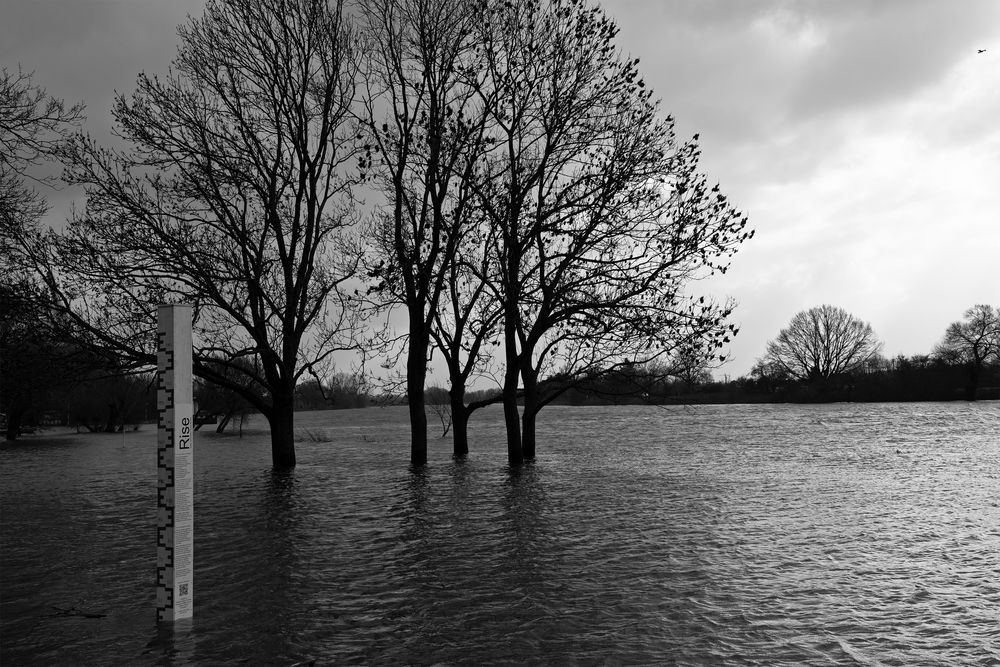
[785,0,1000,122]
[605,0,801,147]
[4,0,997,379]
[705,51,1000,374]
[606,0,1000,152]
[1,1,206,124]
[2,1,208,232]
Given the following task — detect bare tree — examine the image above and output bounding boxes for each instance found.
[359,0,489,465]
[933,304,1000,400]
[30,0,364,468]
[428,201,506,457]
[760,305,882,382]
[1,67,84,440]
[469,0,751,463]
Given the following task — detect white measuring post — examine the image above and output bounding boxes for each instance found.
[156,304,194,623]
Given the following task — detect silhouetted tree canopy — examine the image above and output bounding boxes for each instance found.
[933,304,1000,400]
[467,0,750,463]
[935,304,1000,365]
[29,0,365,467]
[6,0,751,469]
[759,305,882,382]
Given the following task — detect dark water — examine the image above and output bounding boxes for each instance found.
[2,402,998,665]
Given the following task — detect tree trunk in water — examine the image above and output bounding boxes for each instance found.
[407,320,429,466]
[103,403,119,433]
[408,386,428,465]
[501,262,524,465]
[521,410,537,460]
[452,406,470,459]
[503,362,523,467]
[450,382,469,458]
[503,392,522,466]
[5,409,24,441]
[216,411,233,434]
[521,368,538,460]
[268,390,297,469]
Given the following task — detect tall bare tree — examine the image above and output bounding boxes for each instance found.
[31,0,363,468]
[359,0,489,465]
[470,0,751,463]
[934,304,1000,400]
[1,67,85,440]
[760,305,882,382]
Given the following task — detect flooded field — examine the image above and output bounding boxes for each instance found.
[2,402,998,665]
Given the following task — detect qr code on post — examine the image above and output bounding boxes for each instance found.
[179,583,189,597]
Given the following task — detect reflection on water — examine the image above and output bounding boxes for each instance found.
[2,402,999,665]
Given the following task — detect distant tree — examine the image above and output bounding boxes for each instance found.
[759,305,882,382]
[424,385,452,437]
[0,283,73,438]
[195,379,255,434]
[27,0,364,468]
[290,371,369,410]
[933,304,1000,400]
[324,371,370,408]
[669,347,716,390]
[750,359,791,381]
[469,0,750,463]
[748,358,792,394]
[293,378,334,411]
[194,356,259,433]
[862,353,890,375]
[67,371,152,433]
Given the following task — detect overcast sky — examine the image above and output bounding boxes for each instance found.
[3,0,999,378]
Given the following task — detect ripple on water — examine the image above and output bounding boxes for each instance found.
[1,402,999,665]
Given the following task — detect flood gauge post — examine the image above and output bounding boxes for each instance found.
[156,304,194,623]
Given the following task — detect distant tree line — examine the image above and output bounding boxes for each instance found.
[563,304,1000,405]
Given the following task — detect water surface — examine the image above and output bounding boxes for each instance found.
[2,402,998,665]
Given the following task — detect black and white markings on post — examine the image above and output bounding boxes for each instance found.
[156,304,194,623]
